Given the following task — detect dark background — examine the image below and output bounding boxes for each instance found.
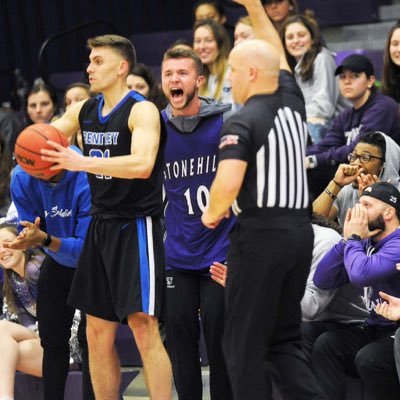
[0,0,387,107]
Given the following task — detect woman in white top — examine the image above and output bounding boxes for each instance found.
[281,14,346,143]
[193,19,233,106]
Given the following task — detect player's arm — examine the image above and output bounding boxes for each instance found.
[202,159,247,229]
[51,100,86,138]
[42,101,161,179]
[233,0,290,72]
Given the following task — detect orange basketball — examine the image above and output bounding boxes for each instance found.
[14,123,68,179]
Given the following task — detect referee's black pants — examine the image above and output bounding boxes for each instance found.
[165,269,232,400]
[37,256,94,400]
[223,215,326,400]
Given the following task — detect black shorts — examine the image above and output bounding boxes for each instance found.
[68,216,166,322]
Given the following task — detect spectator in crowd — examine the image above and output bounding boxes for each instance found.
[306,54,400,197]
[281,14,346,143]
[193,19,233,106]
[0,108,22,154]
[210,213,369,361]
[263,0,298,32]
[313,181,400,400]
[0,223,45,399]
[312,131,400,227]
[169,39,193,51]
[127,63,168,110]
[5,146,93,400]
[376,287,400,382]
[0,135,12,217]
[382,20,400,103]
[25,80,59,126]
[193,0,227,24]
[64,82,91,110]
[234,15,255,46]
[64,82,92,150]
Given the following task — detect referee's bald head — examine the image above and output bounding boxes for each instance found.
[228,39,280,104]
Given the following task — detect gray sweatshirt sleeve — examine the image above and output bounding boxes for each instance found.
[301,225,342,320]
[303,50,339,120]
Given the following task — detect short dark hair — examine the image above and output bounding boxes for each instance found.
[162,47,204,76]
[358,131,386,161]
[87,34,136,72]
[193,0,225,19]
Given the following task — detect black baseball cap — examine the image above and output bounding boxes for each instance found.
[361,182,400,211]
[334,54,374,77]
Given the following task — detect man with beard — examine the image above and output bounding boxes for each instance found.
[313,181,400,400]
[160,47,234,399]
[313,131,400,227]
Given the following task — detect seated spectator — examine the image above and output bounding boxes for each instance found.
[381,21,400,103]
[0,135,12,217]
[262,0,298,32]
[234,15,255,46]
[0,107,22,154]
[193,19,233,106]
[169,38,193,51]
[0,223,88,399]
[127,63,167,111]
[313,131,400,227]
[63,82,92,150]
[25,79,59,126]
[0,223,44,399]
[280,14,346,143]
[210,213,368,361]
[193,0,226,24]
[313,182,400,400]
[376,287,400,383]
[306,54,400,197]
[300,214,368,360]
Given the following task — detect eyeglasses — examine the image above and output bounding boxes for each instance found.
[347,152,383,163]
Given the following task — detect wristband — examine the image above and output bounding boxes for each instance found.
[332,179,343,189]
[42,233,52,247]
[324,188,337,200]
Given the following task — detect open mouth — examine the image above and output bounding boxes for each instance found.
[170,88,184,99]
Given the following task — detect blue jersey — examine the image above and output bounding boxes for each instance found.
[162,99,235,273]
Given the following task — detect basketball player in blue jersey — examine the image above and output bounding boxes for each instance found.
[161,47,234,399]
[40,35,172,400]
[202,0,325,399]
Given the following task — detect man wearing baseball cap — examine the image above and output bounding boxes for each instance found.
[306,53,400,198]
[312,181,400,399]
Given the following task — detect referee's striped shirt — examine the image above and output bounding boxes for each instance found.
[219,71,309,215]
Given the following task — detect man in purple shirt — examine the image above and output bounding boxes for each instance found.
[305,54,400,197]
[313,181,400,400]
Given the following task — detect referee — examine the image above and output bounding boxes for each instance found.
[202,0,325,399]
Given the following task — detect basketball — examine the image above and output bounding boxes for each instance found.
[14,123,68,179]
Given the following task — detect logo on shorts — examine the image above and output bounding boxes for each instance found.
[166,277,175,289]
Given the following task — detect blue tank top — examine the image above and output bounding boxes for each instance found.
[162,110,235,272]
[79,92,165,218]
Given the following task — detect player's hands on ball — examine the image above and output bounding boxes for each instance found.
[2,217,46,250]
[41,141,84,172]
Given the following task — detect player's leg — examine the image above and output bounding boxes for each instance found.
[128,312,172,400]
[200,276,232,400]
[86,314,119,400]
[0,321,40,398]
[165,270,202,399]
[37,256,76,400]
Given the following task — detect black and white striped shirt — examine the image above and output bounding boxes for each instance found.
[219,71,309,215]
